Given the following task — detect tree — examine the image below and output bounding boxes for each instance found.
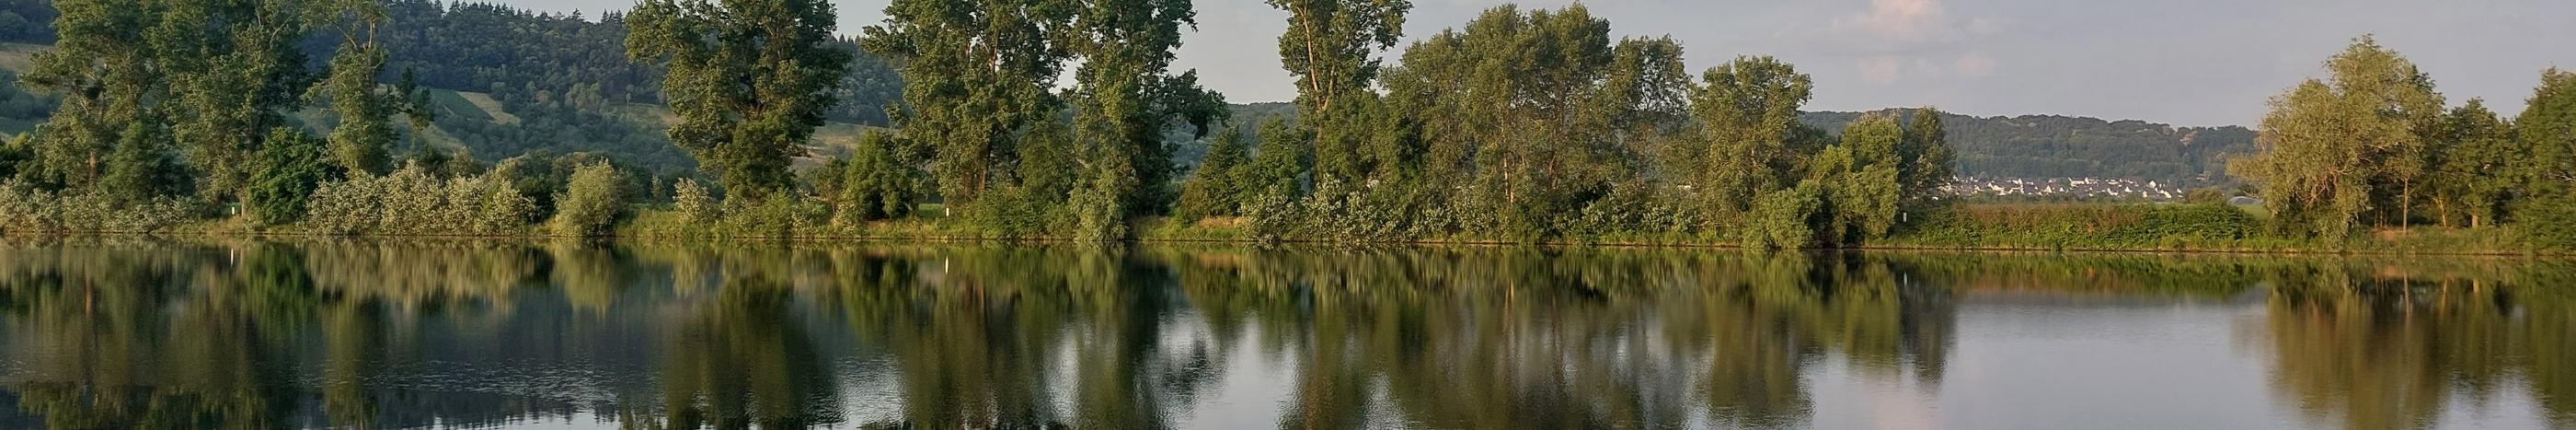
[627,0,852,199]
[1815,114,1904,245]
[2424,99,2513,227]
[2232,36,2443,238]
[1688,56,1814,218]
[158,0,328,203]
[1059,0,1225,240]
[1266,0,1409,186]
[834,130,917,223]
[1899,107,1955,207]
[317,1,398,176]
[2519,68,2576,199]
[247,128,332,226]
[1173,126,1250,221]
[861,0,1075,209]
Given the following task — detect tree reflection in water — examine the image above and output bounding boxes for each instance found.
[0,239,2560,429]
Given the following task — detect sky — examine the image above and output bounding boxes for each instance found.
[498,0,2576,127]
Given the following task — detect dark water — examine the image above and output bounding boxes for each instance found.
[0,240,2567,429]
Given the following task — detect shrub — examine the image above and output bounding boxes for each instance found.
[550,161,626,236]
[0,182,197,234]
[673,178,717,225]
[305,165,535,236]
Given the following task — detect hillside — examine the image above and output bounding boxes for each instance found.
[0,0,900,178]
[1800,110,2257,185]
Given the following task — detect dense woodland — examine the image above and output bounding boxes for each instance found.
[0,0,2566,250]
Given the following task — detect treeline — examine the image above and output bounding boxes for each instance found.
[0,0,1962,246]
[831,2,1955,247]
[2232,37,2576,246]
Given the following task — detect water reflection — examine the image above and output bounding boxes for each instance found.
[0,239,2562,429]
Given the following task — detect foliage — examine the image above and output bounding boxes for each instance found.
[2232,36,2445,238]
[550,161,626,237]
[673,177,716,225]
[862,0,1073,210]
[305,164,534,236]
[627,0,851,198]
[821,130,919,225]
[1172,127,1251,221]
[247,128,334,227]
[0,181,196,233]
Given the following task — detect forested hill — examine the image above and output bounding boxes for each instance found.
[0,0,904,178]
[1799,110,2255,185]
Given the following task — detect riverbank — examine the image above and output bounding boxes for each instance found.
[11,203,2560,257]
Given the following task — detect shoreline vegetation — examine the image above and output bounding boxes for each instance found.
[0,1,2570,257]
[6,202,2554,258]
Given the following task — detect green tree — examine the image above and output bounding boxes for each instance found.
[1687,56,1814,219]
[861,0,1075,209]
[19,0,184,203]
[1899,107,1955,208]
[2425,99,2513,227]
[2232,36,2443,238]
[627,0,852,199]
[246,128,332,227]
[1173,126,1250,221]
[1266,0,1410,185]
[316,2,398,176]
[835,130,917,223]
[1814,113,1903,245]
[1059,0,1225,240]
[158,0,328,203]
[2519,68,2576,201]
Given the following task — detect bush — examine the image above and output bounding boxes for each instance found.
[673,178,717,225]
[0,182,197,234]
[305,164,535,236]
[550,161,626,236]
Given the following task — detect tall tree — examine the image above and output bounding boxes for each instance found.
[2232,36,2443,238]
[1898,107,1954,207]
[627,0,852,199]
[1686,55,1813,218]
[1060,0,1225,241]
[1266,0,1409,185]
[17,0,175,202]
[2519,68,2576,198]
[862,0,1075,208]
[316,0,397,175]
[159,0,326,203]
[2425,99,2512,227]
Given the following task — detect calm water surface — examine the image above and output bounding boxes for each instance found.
[0,239,2568,429]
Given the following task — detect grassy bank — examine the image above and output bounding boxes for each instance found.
[9,198,2560,256]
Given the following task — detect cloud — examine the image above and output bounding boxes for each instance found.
[1953,52,1996,76]
[1827,0,2001,53]
[1860,56,1905,85]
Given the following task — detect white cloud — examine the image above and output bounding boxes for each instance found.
[1861,56,1906,85]
[1953,52,1996,76]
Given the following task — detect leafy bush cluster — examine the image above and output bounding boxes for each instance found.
[549,161,627,237]
[305,165,535,236]
[0,183,197,234]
